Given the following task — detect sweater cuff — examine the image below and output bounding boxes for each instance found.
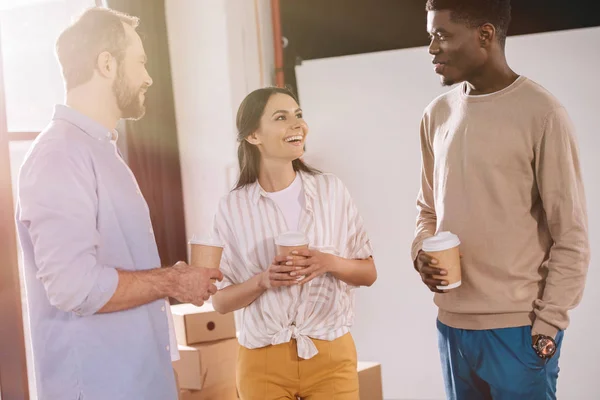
[411,238,429,272]
[532,319,559,339]
[411,239,422,260]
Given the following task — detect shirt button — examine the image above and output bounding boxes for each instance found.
[166,345,170,351]
[161,306,165,312]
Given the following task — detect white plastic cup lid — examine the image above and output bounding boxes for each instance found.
[188,234,225,248]
[275,231,309,247]
[422,231,460,252]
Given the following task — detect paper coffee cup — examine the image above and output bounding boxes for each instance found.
[275,231,309,280]
[189,235,224,282]
[422,232,461,290]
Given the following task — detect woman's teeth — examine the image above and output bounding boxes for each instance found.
[285,135,303,143]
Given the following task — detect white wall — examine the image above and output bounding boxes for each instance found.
[296,27,600,400]
[165,0,274,243]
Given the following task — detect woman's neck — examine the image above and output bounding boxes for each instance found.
[258,159,296,192]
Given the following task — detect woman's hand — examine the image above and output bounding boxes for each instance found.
[286,249,337,285]
[258,255,302,289]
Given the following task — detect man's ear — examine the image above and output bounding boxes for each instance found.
[478,23,496,48]
[96,51,117,78]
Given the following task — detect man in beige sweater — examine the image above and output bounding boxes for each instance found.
[412,1,590,399]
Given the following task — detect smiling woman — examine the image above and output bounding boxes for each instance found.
[209,85,377,400]
[234,86,320,189]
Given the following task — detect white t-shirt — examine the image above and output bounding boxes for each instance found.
[266,173,305,231]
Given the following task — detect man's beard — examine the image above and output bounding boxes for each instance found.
[113,67,146,120]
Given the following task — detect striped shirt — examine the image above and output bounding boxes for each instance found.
[212,171,373,359]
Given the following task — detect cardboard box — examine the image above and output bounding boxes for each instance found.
[358,362,383,400]
[173,337,239,392]
[171,303,236,345]
[179,387,237,400]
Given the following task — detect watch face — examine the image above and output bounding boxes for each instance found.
[538,337,556,357]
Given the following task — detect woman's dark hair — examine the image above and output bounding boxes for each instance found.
[234,87,319,190]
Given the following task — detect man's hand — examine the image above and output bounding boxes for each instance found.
[258,256,301,289]
[415,251,448,293]
[169,261,223,306]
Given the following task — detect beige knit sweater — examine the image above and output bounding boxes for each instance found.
[412,76,590,338]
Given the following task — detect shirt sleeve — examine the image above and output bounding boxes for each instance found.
[17,143,118,316]
[532,107,590,338]
[211,197,238,290]
[411,115,437,263]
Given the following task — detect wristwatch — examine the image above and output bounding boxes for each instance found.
[532,334,557,359]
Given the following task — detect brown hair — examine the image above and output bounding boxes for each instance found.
[234,87,319,190]
[56,7,139,91]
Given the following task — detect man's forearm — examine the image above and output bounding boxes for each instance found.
[98,268,175,314]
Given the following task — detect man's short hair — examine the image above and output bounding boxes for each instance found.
[56,7,139,91]
[426,0,512,46]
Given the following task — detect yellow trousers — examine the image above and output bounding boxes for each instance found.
[237,332,359,400]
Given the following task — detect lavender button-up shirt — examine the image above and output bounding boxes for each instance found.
[16,105,177,400]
